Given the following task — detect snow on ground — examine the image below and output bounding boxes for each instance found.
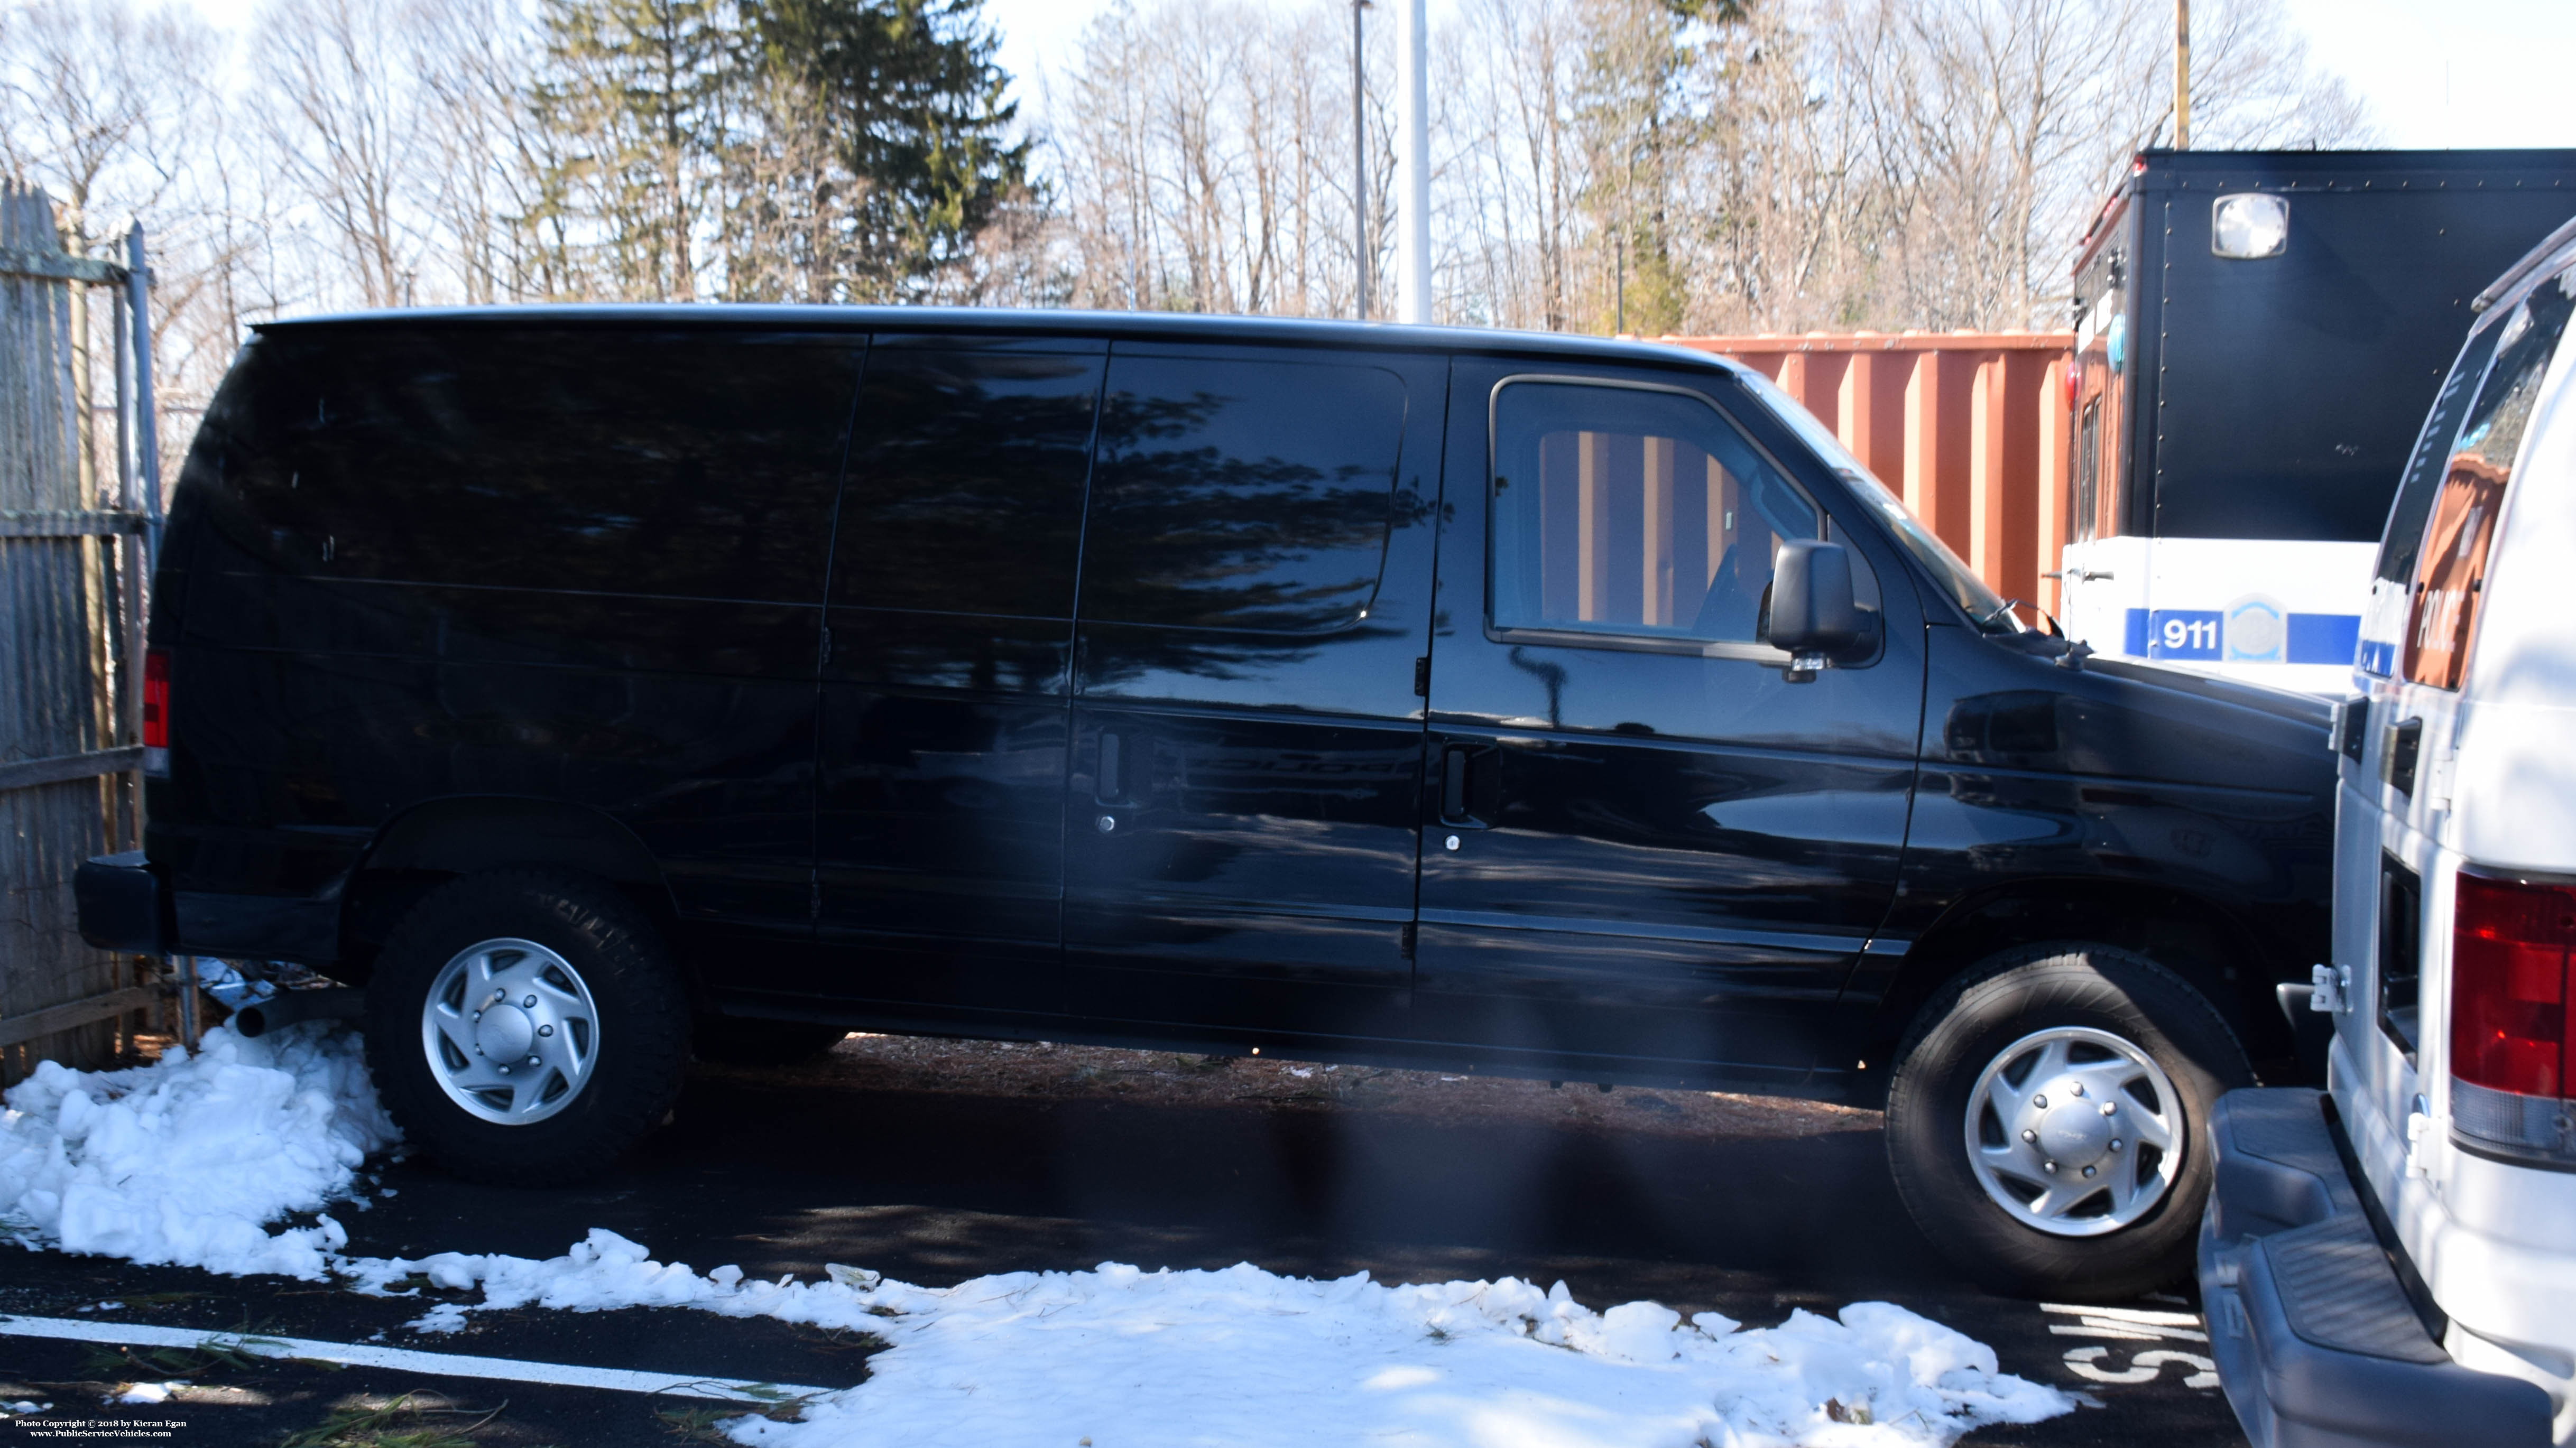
[0,1023,396,1277]
[3,1028,2073,1446]
[339,1230,2071,1446]
[740,1268,2073,1448]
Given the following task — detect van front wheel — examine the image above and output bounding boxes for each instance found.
[365,870,690,1185]
[1885,943,2251,1297]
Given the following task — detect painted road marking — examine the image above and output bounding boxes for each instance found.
[0,1314,832,1404]
[2041,1303,2218,1389]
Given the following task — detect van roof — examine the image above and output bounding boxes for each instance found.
[255,304,1749,374]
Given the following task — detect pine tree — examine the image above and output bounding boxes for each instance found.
[735,0,1029,300]
[531,0,731,299]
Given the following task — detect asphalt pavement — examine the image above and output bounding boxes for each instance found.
[0,1042,2250,1446]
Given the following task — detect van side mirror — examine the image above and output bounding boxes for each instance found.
[1766,539,1867,676]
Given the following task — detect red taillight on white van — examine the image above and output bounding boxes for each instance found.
[141,648,170,777]
[2450,870,2576,1162]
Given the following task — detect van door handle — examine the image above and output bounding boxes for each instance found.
[2335,694,2370,763]
[1439,744,1495,827]
[1098,731,1123,804]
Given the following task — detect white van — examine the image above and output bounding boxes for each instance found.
[2199,217,2576,1446]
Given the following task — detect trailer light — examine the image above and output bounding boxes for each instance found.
[142,647,170,777]
[2451,869,2576,1163]
[2212,193,2289,259]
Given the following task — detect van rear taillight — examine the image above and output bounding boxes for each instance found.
[2450,870,2576,1163]
[142,648,169,776]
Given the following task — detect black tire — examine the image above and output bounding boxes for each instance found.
[1885,942,2252,1298]
[693,1015,848,1068]
[363,869,690,1185]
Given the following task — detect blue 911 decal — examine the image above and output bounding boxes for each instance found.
[2150,610,2223,660]
[2121,609,2362,665]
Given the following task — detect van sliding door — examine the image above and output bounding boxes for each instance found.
[1063,345,1445,1040]
[807,337,1106,1011]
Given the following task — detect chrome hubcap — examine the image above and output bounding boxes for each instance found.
[1965,1026,2181,1236]
[421,938,599,1126]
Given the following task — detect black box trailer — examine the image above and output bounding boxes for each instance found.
[2060,147,2576,692]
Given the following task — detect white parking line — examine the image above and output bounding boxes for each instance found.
[2038,1303,2205,1328]
[2038,1302,2210,1343]
[0,1314,834,1405]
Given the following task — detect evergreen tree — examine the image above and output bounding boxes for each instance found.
[531,0,731,299]
[735,0,1029,300]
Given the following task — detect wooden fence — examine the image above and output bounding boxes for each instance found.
[0,182,164,1085]
[1661,331,2078,619]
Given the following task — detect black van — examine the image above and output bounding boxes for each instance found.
[80,308,2333,1294]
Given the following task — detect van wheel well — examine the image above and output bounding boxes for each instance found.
[334,799,676,986]
[1863,883,2292,1096]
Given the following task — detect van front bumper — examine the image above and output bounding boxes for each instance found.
[2199,1088,2553,1448]
[75,850,164,954]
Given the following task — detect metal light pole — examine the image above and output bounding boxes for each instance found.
[1352,0,1370,320]
[1395,0,1429,325]
[2173,0,2191,149]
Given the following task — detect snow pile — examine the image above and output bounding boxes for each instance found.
[0,1024,398,1278]
[7,1033,2072,1446]
[347,1231,2067,1447]
[744,1263,2069,1448]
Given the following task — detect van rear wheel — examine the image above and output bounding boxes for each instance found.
[364,870,690,1185]
[1885,943,2251,1297]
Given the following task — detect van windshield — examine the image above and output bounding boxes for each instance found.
[1734,368,2022,632]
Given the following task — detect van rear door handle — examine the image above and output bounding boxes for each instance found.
[2381,717,2422,796]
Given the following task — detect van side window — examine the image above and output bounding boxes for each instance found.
[277,329,859,602]
[2403,272,2574,689]
[831,345,1105,620]
[2375,317,2508,589]
[1489,380,1818,645]
[1080,355,1407,634]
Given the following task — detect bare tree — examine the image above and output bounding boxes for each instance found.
[1446,0,1583,329]
[722,67,856,303]
[1050,0,1384,317]
[0,0,241,471]
[252,0,437,307]
[0,0,211,240]
[411,0,549,302]
[1788,0,2373,327]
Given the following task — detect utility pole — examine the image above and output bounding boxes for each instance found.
[2173,0,2191,149]
[1395,0,1429,325]
[1352,0,1370,320]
